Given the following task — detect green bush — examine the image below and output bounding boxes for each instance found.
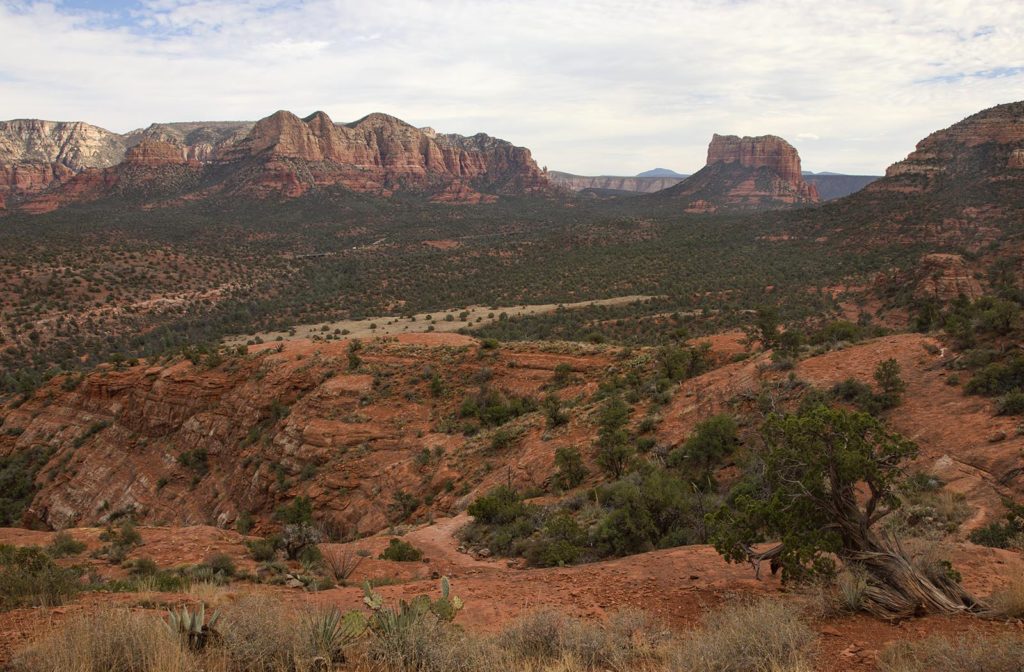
[46,532,86,558]
[965,355,1024,396]
[969,502,1024,549]
[245,538,277,562]
[667,414,738,487]
[379,538,423,562]
[996,390,1024,415]
[203,552,236,577]
[554,446,587,489]
[0,544,81,610]
[0,446,54,526]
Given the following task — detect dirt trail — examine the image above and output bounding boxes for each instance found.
[224,294,660,345]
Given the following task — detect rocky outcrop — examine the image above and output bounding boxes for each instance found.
[870,102,1024,193]
[911,253,983,301]
[0,335,611,532]
[706,134,804,183]
[661,134,818,210]
[0,110,550,211]
[548,171,685,193]
[123,139,191,166]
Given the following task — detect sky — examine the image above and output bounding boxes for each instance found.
[1,0,1023,175]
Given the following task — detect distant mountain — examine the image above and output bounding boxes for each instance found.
[659,134,819,211]
[0,111,550,213]
[637,167,686,178]
[803,174,879,200]
[548,171,686,194]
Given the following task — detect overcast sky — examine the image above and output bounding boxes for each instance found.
[1,0,1022,175]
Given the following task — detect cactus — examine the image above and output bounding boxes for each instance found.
[165,602,220,650]
[361,577,463,633]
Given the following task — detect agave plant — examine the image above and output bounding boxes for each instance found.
[165,602,220,650]
[304,607,367,663]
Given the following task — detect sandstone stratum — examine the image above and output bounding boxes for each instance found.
[0,110,550,211]
[661,133,820,211]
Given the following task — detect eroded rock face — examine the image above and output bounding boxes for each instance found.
[0,335,610,534]
[871,102,1024,193]
[124,139,190,166]
[662,133,818,210]
[0,110,549,211]
[912,253,983,301]
[547,171,685,193]
[706,134,804,183]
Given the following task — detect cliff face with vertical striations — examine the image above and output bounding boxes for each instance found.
[660,134,819,211]
[0,110,550,212]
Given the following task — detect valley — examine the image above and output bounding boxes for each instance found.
[0,93,1023,672]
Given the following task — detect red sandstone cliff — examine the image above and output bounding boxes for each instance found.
[662,134,819,211]
[869,101,1024,194]
[1,110,549,211]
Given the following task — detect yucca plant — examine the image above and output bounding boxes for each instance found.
[304,607,367,664]
[165,602,220,650]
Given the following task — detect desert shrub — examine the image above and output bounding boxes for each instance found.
[810,319,864,345]
[667,414,738,487]
[996,390,1024,415]
[673,599,816,672]
[969,501,1024,549]
[379,538,422,562]
[874,358,906,407]
[458,387,537,428]
[202,552,236,577]
[593,469,700,556]
[0,544,82,610]
[0,445,54,526]
[94,521,143,564]
[46,531,86,558]
[11,608,192,672]
[878,633,1024,672]
[462,487,540,555]
[363,609,504,672]
[245,538,277,562]
[522,513,586,567]
[542,393,569,428]
[965,355,1024,396]
[554,446,587,489]
[322,546,365,583]
[126,557,159,576]
[830,377,889,414]
[274,496,321,559]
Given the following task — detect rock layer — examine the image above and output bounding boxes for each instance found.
[662,134,818,210]
[870,102,1024,193]
[0,110,550,211]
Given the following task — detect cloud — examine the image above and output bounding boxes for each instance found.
[0,0,1022,174]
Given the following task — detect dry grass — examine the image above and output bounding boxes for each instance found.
[12,597,821,672]
[12,608,194,672]
[988,575,1024,619]
[878,634,1024,672]
[187,581,235,607]
[671,598,817,672]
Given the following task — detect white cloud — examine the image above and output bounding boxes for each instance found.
[1,0,1022,174]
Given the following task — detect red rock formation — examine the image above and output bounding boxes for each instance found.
[706,134,804,183]
[123,139,189,166]
[870,101,1024,193]
[221,110,548,201]
[663,133,818,210]
[1,110,549,210]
